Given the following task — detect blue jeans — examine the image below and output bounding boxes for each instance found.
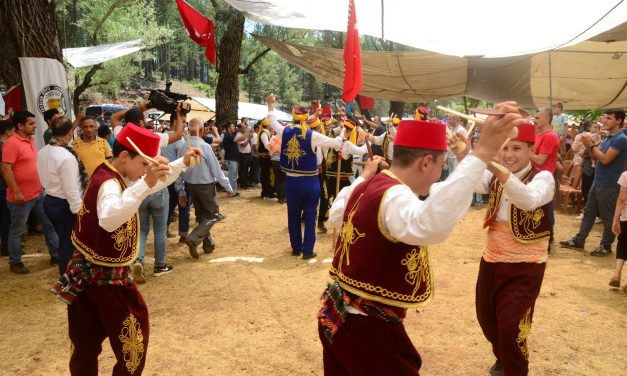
[7,193,59,265]
[0,188,10,254]
[43,195,76,275]
[574,186,619,249]
[473,193,483,205]
[227,160,238,193]
[137,188,168,267]
[178,187,190,236]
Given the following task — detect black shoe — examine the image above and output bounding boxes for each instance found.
[318,224,327,233]
[9,262,30,274]
[185,238,200,259]
[50,256,59,266]
[292,251,302,256]
[489,360,504,376]
[153,263,174,276]
[559,238,584,250]
[179,236,188,244]
[214,213,226,222]
[302,252,317,260]
[166,231,176,238]
[203,244,215,254]
[590,246,612,257]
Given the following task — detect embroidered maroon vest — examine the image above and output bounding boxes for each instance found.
[71,162,139,266]
[329,170,434,309]
[483,166,551,242]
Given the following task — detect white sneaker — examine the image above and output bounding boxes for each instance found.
[595,217,602,224]
[576,213,584,220]
[132,262,145,283]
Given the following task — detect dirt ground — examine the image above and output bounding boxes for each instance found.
[0,188,625,376]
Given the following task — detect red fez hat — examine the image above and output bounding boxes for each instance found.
[116,123,161,158]
[511,123,535,143]
[394,120,447,151]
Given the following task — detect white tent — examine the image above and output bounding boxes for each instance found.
[191,97,293,122]
[225,0,627,57]
[63,39,145,68]
[254,35,627,109]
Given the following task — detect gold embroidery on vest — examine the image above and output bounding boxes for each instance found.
[76,203,90,232]
[336,193,365,272]
[516,307,532,360]
[326,148,336,169]
[112,216,137,258]
[283,134,306,169]
[119,313,144,374]
[401,247,430,298]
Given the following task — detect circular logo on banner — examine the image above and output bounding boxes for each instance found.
[37,84,67,116]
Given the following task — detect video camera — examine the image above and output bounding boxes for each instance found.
[148,82,191,118]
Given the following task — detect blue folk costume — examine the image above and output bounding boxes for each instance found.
[280,107,323,258]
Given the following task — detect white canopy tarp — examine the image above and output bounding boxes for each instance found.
[191,97,293,121]
[226,0,627,57]
[255,35,627,109]
[63,39,145,68]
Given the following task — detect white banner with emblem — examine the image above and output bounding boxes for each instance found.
[19,57,73,149]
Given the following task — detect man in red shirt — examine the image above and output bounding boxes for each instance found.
[1,111,59,274]
[530,107,560,251]
[531,108,559,173]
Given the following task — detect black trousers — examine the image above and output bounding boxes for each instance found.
[259,156,274,198]
[272,161,286,200]
[186,183,218,248]
[43,195,76,275]
[238,152,252,188]
[318,172,329,225]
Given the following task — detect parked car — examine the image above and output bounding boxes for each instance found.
[85,104,127,127]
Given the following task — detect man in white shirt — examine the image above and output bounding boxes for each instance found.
[236,121,253,189]
[443,115,468,179]
[38,117,87,274]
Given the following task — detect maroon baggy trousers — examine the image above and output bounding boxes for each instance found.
[319,314,422,375]
[475,258,546,376]
[68,284,149,375]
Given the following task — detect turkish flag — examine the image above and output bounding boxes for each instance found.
[176,0,216,65]
[2,84,22,119]
[358,95,374,110]
[342,0,362,103]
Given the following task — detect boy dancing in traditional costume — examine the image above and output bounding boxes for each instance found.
[473,123,554,376]
[51,122,201,375]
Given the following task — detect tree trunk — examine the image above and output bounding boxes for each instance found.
[0,0,63,87]
[165,44,171,82]
[215,9,245,126]
[389,101,405,118]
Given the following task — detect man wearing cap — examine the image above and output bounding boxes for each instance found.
[325,118,359,214]
[473,123,554,376]
[267,94,348,260]
[50,120,201,375]
[316,102,525,375]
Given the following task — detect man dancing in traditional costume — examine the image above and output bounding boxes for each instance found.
[267,94,348,259]
[316,102,526,375]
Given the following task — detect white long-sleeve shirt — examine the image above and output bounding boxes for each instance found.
[329,155,487,246]
[97,158,187,232]
[474,163,555,223]
[37,145,84,214]
[269,110,345,175]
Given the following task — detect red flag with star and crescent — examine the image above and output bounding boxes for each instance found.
[342,0,362,103]
[176,0,216,65]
